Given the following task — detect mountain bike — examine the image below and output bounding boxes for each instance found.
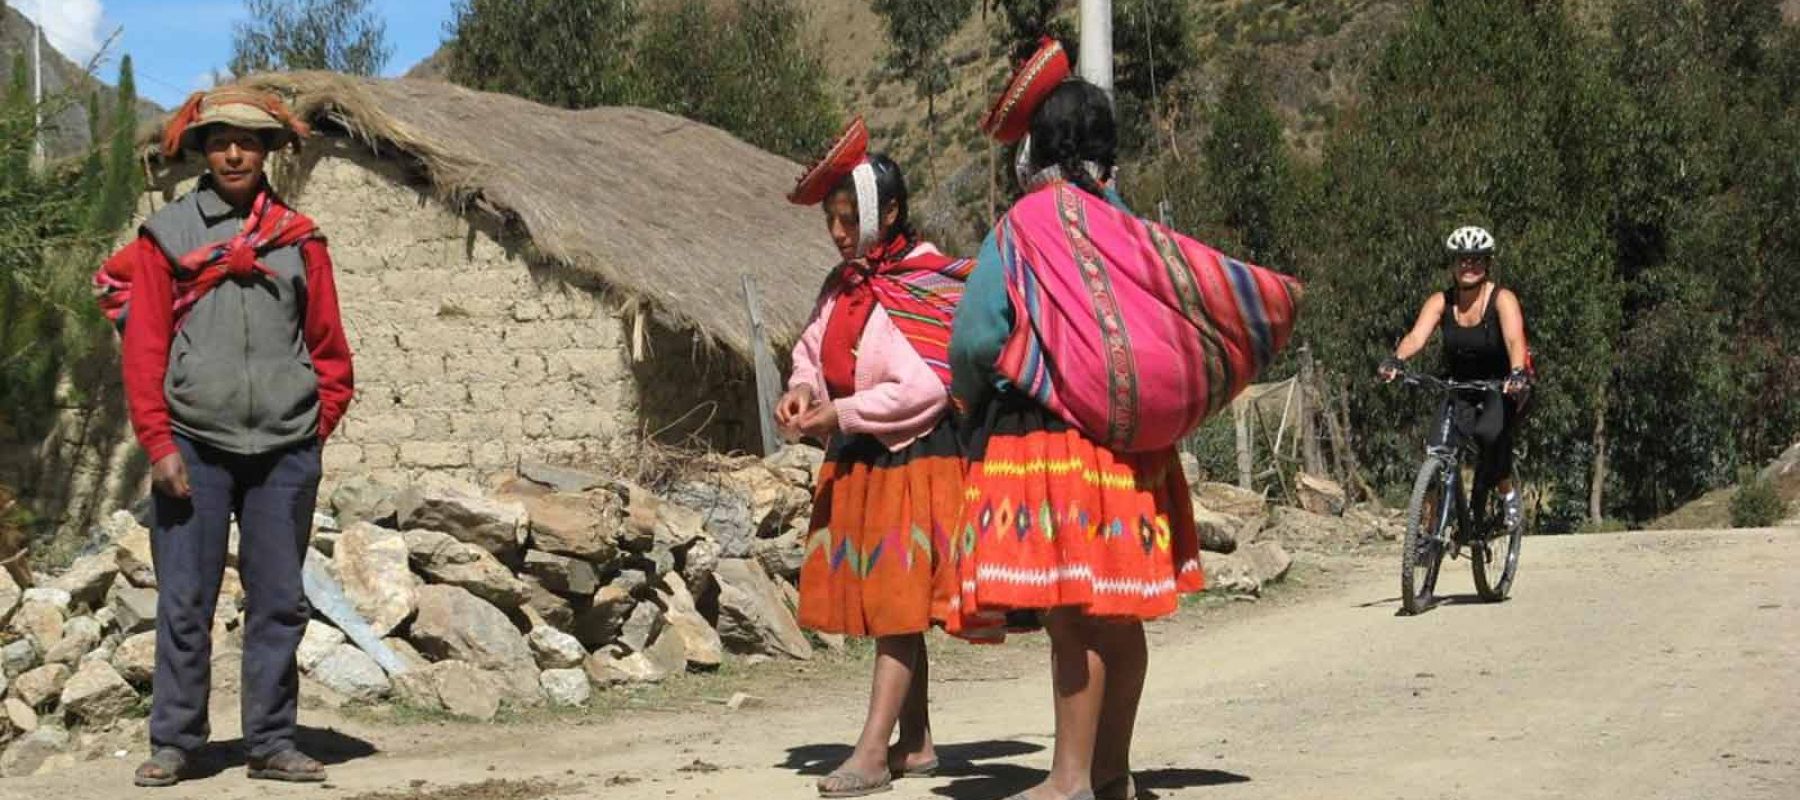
[1395,372,1524,615]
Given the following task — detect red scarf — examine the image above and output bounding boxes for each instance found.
[96,186,319,333]
[819,234,972,399]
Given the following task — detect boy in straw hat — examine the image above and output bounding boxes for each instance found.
[97,86,353,787]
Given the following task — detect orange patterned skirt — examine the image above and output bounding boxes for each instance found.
[796,422,964,637]
[947,397,1203,639]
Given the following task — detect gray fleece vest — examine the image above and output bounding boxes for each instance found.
[142,184,320,455]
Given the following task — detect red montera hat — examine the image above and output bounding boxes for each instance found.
[980,38,1071,144]
[787,116,871,206]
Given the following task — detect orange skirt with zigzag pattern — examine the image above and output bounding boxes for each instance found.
[947,397,1203,639]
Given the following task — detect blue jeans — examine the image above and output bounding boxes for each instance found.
[149,435,320,758]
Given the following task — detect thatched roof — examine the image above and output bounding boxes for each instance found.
[149,72,836,357]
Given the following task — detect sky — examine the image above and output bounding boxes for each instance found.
[11,0,456,108]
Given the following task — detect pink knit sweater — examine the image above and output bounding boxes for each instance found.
[789,251,952,451]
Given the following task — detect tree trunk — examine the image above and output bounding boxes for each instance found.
[1298,345,1327,476]
[1589,383,1609,523]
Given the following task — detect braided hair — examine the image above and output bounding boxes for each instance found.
[1026,79,1118,200]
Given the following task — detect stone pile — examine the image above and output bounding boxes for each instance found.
[0,444,826,775]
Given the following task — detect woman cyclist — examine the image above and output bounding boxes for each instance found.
[1379,226,1532,529]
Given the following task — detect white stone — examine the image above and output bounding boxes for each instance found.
[539,668,591,708]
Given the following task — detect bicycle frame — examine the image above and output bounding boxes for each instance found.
[1411,373,1507,555]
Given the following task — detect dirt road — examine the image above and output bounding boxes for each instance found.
[4,528,1796,800]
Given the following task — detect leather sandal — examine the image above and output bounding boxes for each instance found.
[818,765,893,797]
[246,748,327,783]
[133,747,189,788]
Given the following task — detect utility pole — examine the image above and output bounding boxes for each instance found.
[1079,0,1113,98]
[31,0,46,170]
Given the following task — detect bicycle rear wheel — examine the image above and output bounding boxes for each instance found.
[1401,457,1451,615]
[1472,490,1523,601]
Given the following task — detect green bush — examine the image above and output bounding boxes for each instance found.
[1730,475,1786,529]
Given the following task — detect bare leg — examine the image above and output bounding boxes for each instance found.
[889,637,937,773]
[1092,620,1147,790]
[1019,608,1103,799]
[821,634,922,791]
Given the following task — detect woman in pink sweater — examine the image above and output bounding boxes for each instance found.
[778,117,973,798]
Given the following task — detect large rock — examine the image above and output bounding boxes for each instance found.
[522,550,603,598]
[640,624,689,677]
[518,575,575,632]
[408,585,534,673]
[296,621,347,673]
[718,464,813,538]
[20,588,71,613]
[1195,482,1267,518]
[571,585,635,649]
[43,616,101,666]
[665,482,756,558]
[50,552,119,611]
[659,574,722,671]
[311,644,391,703]
[331,522,419,637]
[0,725,69,778]
[1260,506,1368,553]
[619,602,664,653]
[404,530,531,608]
[0,640,35,678]
[712,559,812,661]
[765,444,824,487]
[58,660,136,726]
[113,523,156,588]
[110,632,156,688]
[519,492,623,562]
[1201,541,1292,597]
[7,602,64,656]
[679,536,721,590]
[1194,507,1240,555]
[396,483,527,560]
[109,586,158,635]
[1295,472,1348,516]
[1242,540,1294,586]
[10,664,71,710]
[3,698,35,735]
[539,668,591,708]
[527,626,586,670]
[393,660,503,721]
[751,527,806,582]
[0,569,20,628]
[329,474,401,526]
[583,645,668,686]
[382,637,430,671]
[519,463,605,494]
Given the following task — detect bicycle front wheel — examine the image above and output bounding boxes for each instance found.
[1401,456,1451,615]
[1472,490,1523,601]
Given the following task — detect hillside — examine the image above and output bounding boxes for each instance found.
[0,3,162,157]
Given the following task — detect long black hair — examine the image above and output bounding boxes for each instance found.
[1026,79,1117,200]
[830,152,913,243]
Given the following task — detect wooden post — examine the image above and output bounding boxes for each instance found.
[1234,394,1254,490]
[741,275,782,457]
[1298,345,1327,476]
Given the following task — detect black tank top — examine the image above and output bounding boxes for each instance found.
[1441,285,1509,380]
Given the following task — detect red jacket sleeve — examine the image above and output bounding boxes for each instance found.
[301,238,355,440]
[117,236,178,463]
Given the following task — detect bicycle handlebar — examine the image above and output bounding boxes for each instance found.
[1396,372,1506,394]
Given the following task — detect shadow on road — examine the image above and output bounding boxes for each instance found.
[780,738,1045,778]
[179,725,379,780]
[929,765,1252,799]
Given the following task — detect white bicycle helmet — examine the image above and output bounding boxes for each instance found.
[1446,225,1496,256]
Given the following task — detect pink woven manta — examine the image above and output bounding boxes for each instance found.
[994,184,1302,452]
